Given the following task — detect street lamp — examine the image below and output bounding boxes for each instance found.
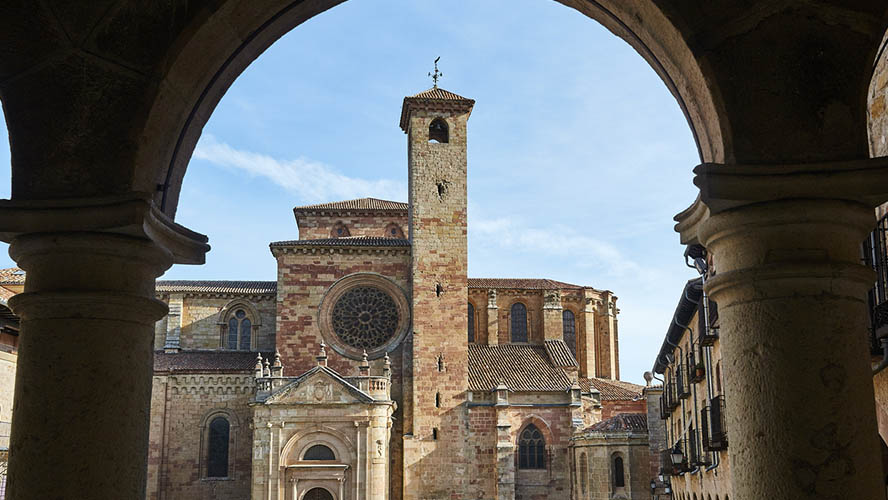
[670,443,684,469]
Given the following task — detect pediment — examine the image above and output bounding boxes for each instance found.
[264,367,374,405]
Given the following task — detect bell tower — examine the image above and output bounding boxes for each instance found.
[399,84,475,499]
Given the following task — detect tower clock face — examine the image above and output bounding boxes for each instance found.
[330,286,400,350]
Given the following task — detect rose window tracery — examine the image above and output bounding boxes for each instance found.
[331,286,400,349]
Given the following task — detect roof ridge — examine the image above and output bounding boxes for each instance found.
[292,197,408,212]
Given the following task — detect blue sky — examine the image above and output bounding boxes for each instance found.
[0,0,700,384]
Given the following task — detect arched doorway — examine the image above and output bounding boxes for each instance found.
[303,487,334,500]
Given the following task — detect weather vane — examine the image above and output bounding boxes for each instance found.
[428,57,443,88]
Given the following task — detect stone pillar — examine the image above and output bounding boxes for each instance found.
[164,293,183,352]
[680,160,888,499]
[542,289,563,341]
[487,289,499,345]
[0,194,208,500]
[582,295,597,378]
[495,405,514,500]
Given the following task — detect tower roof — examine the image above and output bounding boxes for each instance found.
[399,87,475,132]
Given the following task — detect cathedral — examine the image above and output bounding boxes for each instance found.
[0,87,658,500]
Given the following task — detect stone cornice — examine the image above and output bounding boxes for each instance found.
[0,192,209,264]
[156,292,275,300]
[270,246,410,257]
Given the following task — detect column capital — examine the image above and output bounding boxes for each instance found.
[0,191,209,264]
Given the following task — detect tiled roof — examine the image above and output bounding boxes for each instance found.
[580,377,645,400]
[269,236,411,247]
[0,267,26,285]
[468,343,572,392]
[408,87,471,100]
[587,413,648,432]
[400,87,475,132]
[0,287,14,303]
[154,350,273,373]
[293,198,407,212]
[467,278,583,290]
[155,281,276,294]
[544,339,578,367]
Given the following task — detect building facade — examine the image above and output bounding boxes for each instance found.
[0,88,656,500]
[651,246,732,500]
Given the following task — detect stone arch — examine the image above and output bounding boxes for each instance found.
[217,299,262,326]
[125,0,732,218]
[217,299,261,350]
[383,222,404,239]
[331,221,351,238]
[280,425,355,467]
[198,408,240,479]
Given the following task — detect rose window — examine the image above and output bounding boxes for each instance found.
[330,286,400,349]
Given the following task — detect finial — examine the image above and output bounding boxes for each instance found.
[255,353,264,378]
[263,357,270,377]
[317,342,328,367]
[428,56,443,88]
[362,349,369,364]
[273,350,282,368]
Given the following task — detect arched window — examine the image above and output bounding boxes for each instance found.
[206,416,230,478]
[511,302,528,343]
[429,117,449,143]
[562,309,576,356]
[613,455,625,488]
[304,488,334,500]
[579,452,588,495]
[331,221,350,238]
[467,302,475,343]
[226,309,252,350]
[518,423,545,469]
[303,444,336,461]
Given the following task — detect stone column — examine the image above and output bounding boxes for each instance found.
[541,289,563,341]
[0,194,208,500]
[487,289,499,345]
[582,295,597,378]
[680,160,888,499]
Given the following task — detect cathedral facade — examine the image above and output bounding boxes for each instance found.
[140,87,642,500]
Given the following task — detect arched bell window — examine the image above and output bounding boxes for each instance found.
[562,309,576,357]
[303,488,334,500]
[303,444,336,461]
[518,423,545,469]
[226,309,252,350]
[613,455,625,488]
[511,302,528,343]
[467,302,475,343]
[429,117,449,143]
[206,416,230,478]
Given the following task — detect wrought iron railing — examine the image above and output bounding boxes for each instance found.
[677,365,691,399]
[864,213,888,355]
[687,345,705,384]
[702,395,728,452]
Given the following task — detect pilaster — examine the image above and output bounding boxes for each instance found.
[542,289,563,341]
[487,289,499,345]
[582,294,597,378]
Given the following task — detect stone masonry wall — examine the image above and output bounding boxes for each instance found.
[296,214,408,240]
[600,399,646,421]
[146,372,254,500]
[0,350,16,448]
[403,106,472,499]
[153,293,277,351]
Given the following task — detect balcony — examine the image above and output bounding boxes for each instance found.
[677,365,691,400]
[687,346,705,384]
[664,379,680,411]
[687,429,710,468]
[702,395,728,452]
[863,212,888,355]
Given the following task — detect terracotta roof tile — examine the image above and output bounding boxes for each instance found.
[293,198,407,212]
[0,287,14,303]
[587,413,648,432]
[468,343,572,392]
[467,278,583,289]
[153,350,273,373]
[0,267,26,285]
[269,236,411,247]
[544,339,578,367]
[580,377,645,400]
[155,281,276,294]
[408,88,471,100]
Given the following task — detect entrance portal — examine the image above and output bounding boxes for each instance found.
[304,487,334,500]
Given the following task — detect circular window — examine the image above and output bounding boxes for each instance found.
[331,286,399,350]
[318,273,410,359]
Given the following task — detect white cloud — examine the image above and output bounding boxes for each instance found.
[470,215,657,281]
[193,135,406,203]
